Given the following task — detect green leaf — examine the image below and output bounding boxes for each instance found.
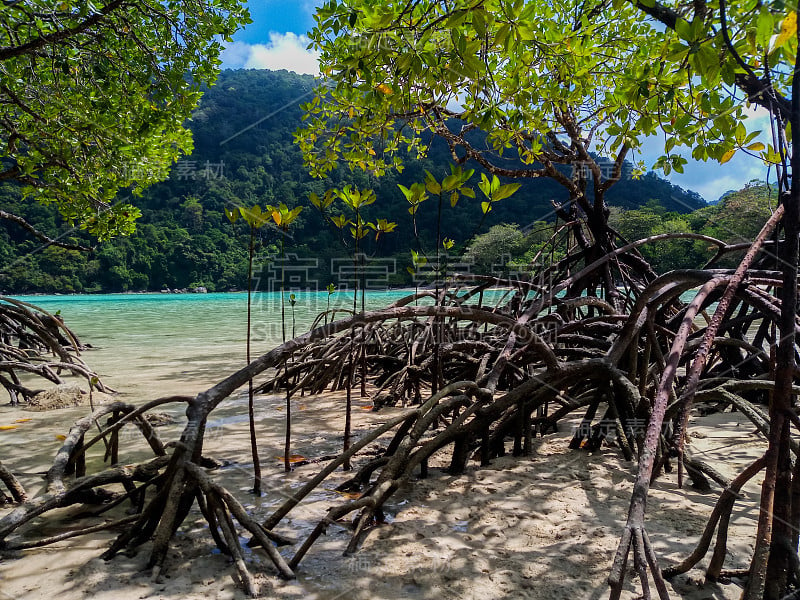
[516,23,535,41]
[720,148,736,163]
[675,18,693,42]
[287,206,303,222]
[495,23,511,47]
[410,249,427,267]
[331,214,350,228]
[478,173,491,198]
[472,11,486,37]
[735,122,746,145]
[492,183,521,202]
[446,9,469,29]
[424,170,441,195]
[756,9,774,48]
[442,173,460,192]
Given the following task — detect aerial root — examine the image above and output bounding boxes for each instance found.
[0,296,107,403]
[0,460,26,504]
[662,456,766,579]
[0,455,171,544]
[1,238,796,599]
[2,514,141,551]
[183,463,295,596]
[609,525,669,600]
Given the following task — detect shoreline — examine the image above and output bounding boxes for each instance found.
[4,286,423,298]
[0,393,758,600]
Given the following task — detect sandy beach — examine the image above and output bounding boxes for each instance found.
[0,384,764,600]
[0,292,768,599]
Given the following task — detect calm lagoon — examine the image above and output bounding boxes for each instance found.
[10,290,413,400]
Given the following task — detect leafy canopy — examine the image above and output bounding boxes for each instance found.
[0,0,250,239]
[299,0,759,201]
[624,0,795,172]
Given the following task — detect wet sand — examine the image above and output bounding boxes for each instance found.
[0,387,762,600]
[0,292,765,599]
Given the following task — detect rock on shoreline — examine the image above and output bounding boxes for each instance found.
[26,384,113,411]
[159,286,208,294]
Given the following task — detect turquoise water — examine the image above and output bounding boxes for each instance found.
[9,290,414,400]
[8,286,692,400]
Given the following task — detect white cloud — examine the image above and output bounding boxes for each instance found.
[220,40,252,69]
[221,33,320,75]
[677,161,766,202]
[655,150,771,204]
[664,106,776,202]
[632,104,776,203]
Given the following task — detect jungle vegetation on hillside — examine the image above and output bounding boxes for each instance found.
[0,70,706,293]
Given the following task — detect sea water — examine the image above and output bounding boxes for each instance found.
[9,286,702,401]
[8,290,416,400]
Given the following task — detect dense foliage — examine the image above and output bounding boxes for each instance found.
[0,69,706,293]
[461,180,777,275]
[0,0,250,240]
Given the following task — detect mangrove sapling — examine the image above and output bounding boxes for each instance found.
[289,292,298,398]
[267,203,303,473]
[226,204,271,494]
[289,294,297,339]
[325,283,335,326]
[309,185,396,468]
[339,187,370,469]
[407,250,427,303]
[428,167,475,394]
[400,166,520,404]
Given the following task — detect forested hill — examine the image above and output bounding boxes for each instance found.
[0,69,706,293]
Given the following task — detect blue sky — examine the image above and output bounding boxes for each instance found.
[220,1,321,74]
[221,1,774,204]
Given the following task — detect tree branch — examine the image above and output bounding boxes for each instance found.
[0,0,127,61]
[630,0,792,119]
[0,210,93,251]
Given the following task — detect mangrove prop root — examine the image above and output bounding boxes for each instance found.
[0,461,26,503]
[0,222,797,598]
[662,456,766,579]
[0,296,106,403]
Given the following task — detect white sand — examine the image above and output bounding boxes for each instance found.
[0,392,765,600]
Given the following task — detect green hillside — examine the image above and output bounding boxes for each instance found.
[0,69,707,293]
